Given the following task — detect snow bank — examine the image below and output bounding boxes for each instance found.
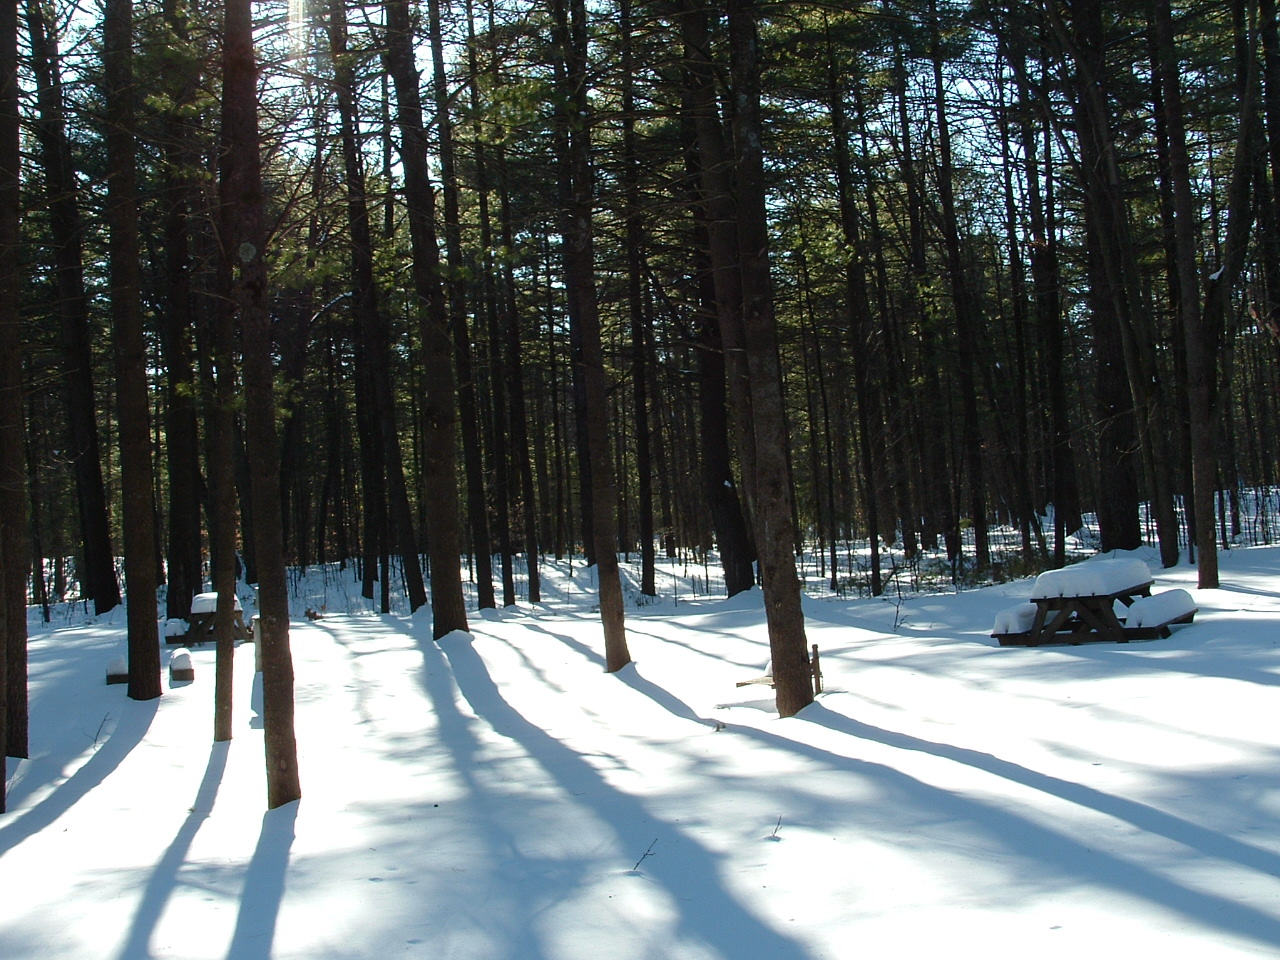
[1126,588,1197,628]
[992,602,1038,635]
[1030,557,1151,599]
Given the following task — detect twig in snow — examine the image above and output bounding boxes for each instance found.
[93,713,112,749]
[632,838,658,871]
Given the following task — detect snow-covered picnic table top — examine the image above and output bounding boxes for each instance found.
[189,592,242,615]
[1028,558,1152,600]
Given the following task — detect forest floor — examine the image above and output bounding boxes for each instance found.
[3,544,1280,959]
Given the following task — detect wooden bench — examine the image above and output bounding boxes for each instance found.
[992,558,1195,647]
[736,645,824,694]
[1120,589,1198,640]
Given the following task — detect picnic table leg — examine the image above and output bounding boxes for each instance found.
[1072,598,1128,643]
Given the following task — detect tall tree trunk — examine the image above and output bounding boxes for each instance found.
[204,281,240,745]
[104,0,161,702]
[678,3,756,596]
[680,0,759,533]
[445,0,497,610]
[496,146,543,603]
[893,27,954,557]
[157,0,204,620]
[1015,44,1078,566]
[555,0,630,671]
[221,0,301,808]
[621,0,655,597]
[825,28,883,595]
[1193,0,1260,585]
[384,0,469,637]
[0,0,22,775]
[327,0,427,614]
[1067,0,1178,561]
[929,0,989,570]
[25,0,120,615]
[727,0,812,717]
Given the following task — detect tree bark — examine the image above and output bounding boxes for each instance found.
[621,0,656,597]
[555,0,630,671]
[104,0,161,702]
[221,0,300,808]
[0,0,21,773]
[727,0,812,717]
[384,0,469,636]
[25,0,120,615]
[327,0,428,615]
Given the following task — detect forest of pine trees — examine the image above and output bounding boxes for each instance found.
[3,0,1280,775]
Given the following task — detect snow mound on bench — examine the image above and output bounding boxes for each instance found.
[1126,589,1197,629]
[993,602,1038,635]
[1030,558,1151,599]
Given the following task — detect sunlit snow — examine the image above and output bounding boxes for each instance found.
[3,546,1280,959]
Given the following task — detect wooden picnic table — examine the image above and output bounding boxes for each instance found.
[167,592,253,645]
[992,557,1194,647]
[1001,579,1153,647]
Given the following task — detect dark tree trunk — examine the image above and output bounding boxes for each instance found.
[0,0,22,775]
[154,0,204,620]
[221,0,301,808]
[105,0,161,702]
[555,0,630,670]
[1067,0,1176,560]
[680,0,759,532]
[25,0,120,615]
[497,149,542,603]
[384,0,469,636]
[1016,47,1079,566]
[621,0,655,597]
[929,0,989,569]
[327,0,427,614]
[826,34,883,595]
[448,0,498,610]
[1193,0,1260,585]
[727,0,812,717]
[203,281,239,745]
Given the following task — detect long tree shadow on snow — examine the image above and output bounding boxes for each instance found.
[416,631,816,960]
[746,704,1280,950]
[0,699,158,857]
[112,742,229,960]
[800,704,1280,880]
[224,802,298,960]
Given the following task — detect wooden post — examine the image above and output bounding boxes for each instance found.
[810,643,822,695]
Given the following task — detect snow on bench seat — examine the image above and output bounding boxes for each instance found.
[1125,589,1197,630]
[992,602,1038,636]
[1030,558,1152,600]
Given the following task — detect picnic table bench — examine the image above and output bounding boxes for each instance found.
[167,592,253,645]
[992,558,1196,647]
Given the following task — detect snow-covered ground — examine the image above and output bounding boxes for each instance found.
[3,545,1279,959]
